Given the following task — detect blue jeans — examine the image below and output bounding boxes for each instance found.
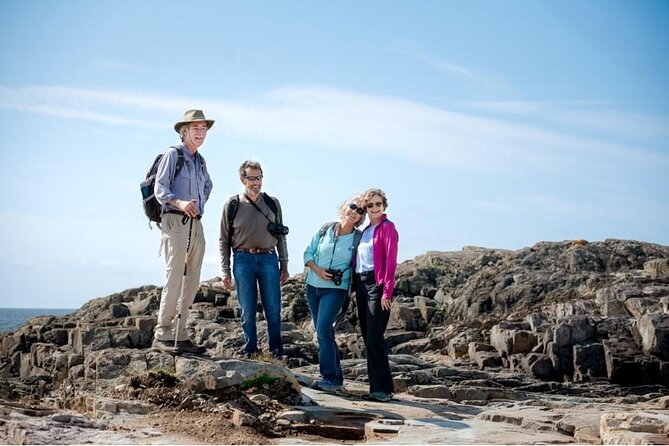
[306,284,345,385]
[233,251,283,356]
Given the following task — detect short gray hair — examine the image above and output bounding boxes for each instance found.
[239,160,263,178]
[363,188,388,209]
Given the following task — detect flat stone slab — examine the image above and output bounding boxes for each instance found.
[283,380,669,444]
[283,383,574,445]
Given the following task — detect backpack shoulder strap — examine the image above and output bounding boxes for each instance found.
[351,228,363,252]
[226,195,239,247]
[165,145,185,183]
[318,221,336,239]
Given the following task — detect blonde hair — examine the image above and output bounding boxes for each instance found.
[338,193,366,227]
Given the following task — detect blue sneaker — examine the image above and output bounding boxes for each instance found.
[311,379,342,392]
[365,391,392,402]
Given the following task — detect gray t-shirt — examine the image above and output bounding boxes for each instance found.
[219,194,288,276]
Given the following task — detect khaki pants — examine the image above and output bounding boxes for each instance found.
[154,213,205,342]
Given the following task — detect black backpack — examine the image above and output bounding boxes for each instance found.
[140,146,184,226]
[226,192,279,246]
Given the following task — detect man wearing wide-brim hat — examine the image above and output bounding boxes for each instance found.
[152,109,214,355]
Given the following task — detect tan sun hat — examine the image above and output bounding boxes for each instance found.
[174,109,215,133]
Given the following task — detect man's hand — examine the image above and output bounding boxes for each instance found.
[222,275,233,290]
[178,199,198,218]
[280,268,289,285]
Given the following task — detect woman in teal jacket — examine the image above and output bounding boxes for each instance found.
[303,193,365,391]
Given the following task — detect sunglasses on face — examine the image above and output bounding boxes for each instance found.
[348,203,365,215]
[366,201,384,209]
[244,175,263,182]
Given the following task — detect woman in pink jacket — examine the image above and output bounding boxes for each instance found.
[353,188,399,402]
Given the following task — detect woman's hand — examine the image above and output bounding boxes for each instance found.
[307,261,333,281]
[315,266,333,281]
[381,298,392,311]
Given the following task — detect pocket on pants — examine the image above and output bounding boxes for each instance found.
[364,282,383,301]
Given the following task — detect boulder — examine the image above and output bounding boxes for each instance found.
[109,304,130,319]
[526,313,550,333]
[644,258,669,280]
[491,323,537,356]
[555,315,596,345]
[625,297,660,318]
[413,296,437,323]
[83,349,147,381]
[603,339,644,386]
[634,314,669,360]
[176,357,243,392]
[573,343,607,382]
[388,300,425,331]
[408,385,452,399]
[547,341,573,379]
[600,412,669,445]
[521,353,553,379]
[468,342,502,370]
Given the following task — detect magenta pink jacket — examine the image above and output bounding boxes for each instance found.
[364,214,399,301]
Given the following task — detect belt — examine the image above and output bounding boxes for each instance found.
[235,248,275,254]
[358,270,375,280]
[165,210,202,220]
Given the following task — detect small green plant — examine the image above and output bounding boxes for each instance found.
[434,303,449,319]
[243,374,280,389]
[254,352,275,362]
[148,366,176,376]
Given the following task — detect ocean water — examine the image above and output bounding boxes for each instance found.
[0,308,75,333]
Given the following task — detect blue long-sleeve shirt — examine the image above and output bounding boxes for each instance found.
[154,144,212,216]
[303,225,359,290]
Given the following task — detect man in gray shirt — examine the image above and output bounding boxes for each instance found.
[152,110,213,355]
[219,160,289,358]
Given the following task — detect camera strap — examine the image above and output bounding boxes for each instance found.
[327,223,340,271]
[244,194,275,223]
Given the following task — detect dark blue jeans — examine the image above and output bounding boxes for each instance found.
[306,284,345,385]
[233,251,283,356]
[354,272,394,394]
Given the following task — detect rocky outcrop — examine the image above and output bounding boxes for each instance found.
[392,239,669,386]
[1,239,668,444]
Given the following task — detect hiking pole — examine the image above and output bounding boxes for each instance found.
[174,216,194,351]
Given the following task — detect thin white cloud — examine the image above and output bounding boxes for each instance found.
[409,53,514,93]
[464,100,669,140]
[471,193,669,223]
[0,101,163,128]
[0,84,666,172]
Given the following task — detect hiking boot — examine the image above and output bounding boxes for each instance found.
[364,391,392,403]
[311,379,342,392]
[242,350,259,359]
[151,339,176,354]
[175,339,205,354]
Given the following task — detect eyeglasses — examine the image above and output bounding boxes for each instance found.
[348,203,365,215]
[367,201,383,209]
[244,175,263,182]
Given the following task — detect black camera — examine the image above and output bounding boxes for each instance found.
[327,269,344,286]
[267,221,289,237]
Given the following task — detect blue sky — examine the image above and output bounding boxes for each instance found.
[1,0,667,309]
